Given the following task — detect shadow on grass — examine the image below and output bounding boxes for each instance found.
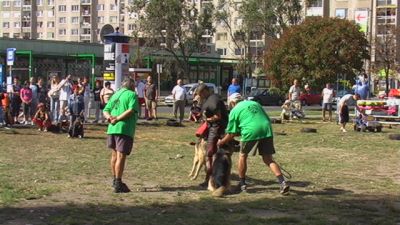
[0,193,399,225]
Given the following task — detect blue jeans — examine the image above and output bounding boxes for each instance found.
[50,97,59,122]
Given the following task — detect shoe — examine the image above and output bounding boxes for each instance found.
[280,181,290,195]
[341,128,347,133]
[44,128,48,132]
[199,181,208,188]
[114,182,131,193]
[240,184,247,193]
[38,128,42,131]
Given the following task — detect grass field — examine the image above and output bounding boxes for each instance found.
[0,113,399,225]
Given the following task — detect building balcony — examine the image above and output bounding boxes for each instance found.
[82,10,91,16]
[22,5,31,11]
[80,35,91,41]
[81,22,91,28]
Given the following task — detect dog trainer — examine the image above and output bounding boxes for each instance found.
[103,77,139,193]
[217,93,290,195]
[196,83,228,187]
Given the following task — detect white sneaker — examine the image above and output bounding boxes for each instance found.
[342,128,347,133]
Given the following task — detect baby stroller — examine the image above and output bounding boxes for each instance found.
[290,101,305,120]
[353,113,382,132]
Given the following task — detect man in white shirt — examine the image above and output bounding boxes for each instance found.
[135,76,146,118]
[338,93,360,132]
[321,83,335,122]
[172,79,186,124]
[58,74,72,122]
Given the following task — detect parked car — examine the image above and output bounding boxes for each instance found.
[299,91,322,106]
[164,83,219,107]
[247,88,285,106]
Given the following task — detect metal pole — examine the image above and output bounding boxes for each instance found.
[158,72,160,99]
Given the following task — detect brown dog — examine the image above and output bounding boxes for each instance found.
[188,138,207,180]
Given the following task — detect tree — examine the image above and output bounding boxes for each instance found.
[215,0,303,77]
[373,24,400,96]
[265,17,369,90]
[129,0,214,80]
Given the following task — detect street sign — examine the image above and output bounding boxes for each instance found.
[0,65,3,85]
[7,48,16,66]
[157,64,163,74]
[354,10,369,33]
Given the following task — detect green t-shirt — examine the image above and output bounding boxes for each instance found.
[103,88,139,138]
[226,100,273,142]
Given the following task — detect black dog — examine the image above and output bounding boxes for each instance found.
[208,139,239,197]
[68,117,84,138]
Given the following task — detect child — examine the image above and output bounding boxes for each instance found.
[281,100,291,121]
[1,92,12,128]
[68,87,84,137]
[188,100,202,123]
[20,81,33,125]
[32,103,51,132]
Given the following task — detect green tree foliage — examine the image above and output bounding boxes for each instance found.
[265,17,369,90]
[129,0,214,78]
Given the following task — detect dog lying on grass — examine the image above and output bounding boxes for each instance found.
[189,138,239,197]
[68,117,84,138]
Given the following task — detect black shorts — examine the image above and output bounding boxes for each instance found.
[339,105,349,124]
[240,137,276,156]
[107,134,133,155]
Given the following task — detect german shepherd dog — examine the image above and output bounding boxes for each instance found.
[68,116,84,138]
[189,138,239,197]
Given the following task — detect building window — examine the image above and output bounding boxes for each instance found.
[2,1,11,7]
[3,12,10,18]
[128,24,136,30]
[58,29,66,35]
[98,16,104,23]
[309,0,322,7]
[37,11,43,17]
[71,29,79,35]
[38,32,44,38]
[217,48,227,56]
[3,22,10,28]
[13,33,21,38]
[47,32,54,38]
[37,0,42,5]
[14,12,21,18]
[14,0,22,7]
[47,0,54,6]
[110,16,118,23]
[14,22,21,28]
[110,4,117,10]
[377,0,393,6]
[335,8,348,19]
[58,5,66,12]
[216,33,228,41]
[48,10,54,17]
[47,21,54,28]
[129,12,138,19]
[37,22,43,28]
[59,17,66,24]
[234,17,243,27]
[97,4,104,11]
[71,5,79,12]
[234,48,245,56]
[71,17,79,24]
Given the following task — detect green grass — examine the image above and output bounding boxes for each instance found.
[0,116,399,225]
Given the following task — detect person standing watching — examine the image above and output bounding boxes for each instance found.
[288,79,301,103]
[135,76,145,118]
[100,81,114,122]
[20,81,33,125]
[10,77,22,124]
[172,79,186,124]
[103,77,139,193]
[29,77,39,124]
[48,75,60,123]
[144,75,158,120]
[196,84,228,187]
[92,80,102,123]
[58,75,73,122]
[227,78,241,107]
[217,93,290,195]
[338,93,361,133]
[82,77,91,121]
[321,83,335,122]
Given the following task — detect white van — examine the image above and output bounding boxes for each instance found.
[164,83,219,106]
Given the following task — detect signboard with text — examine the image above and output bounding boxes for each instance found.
[7,48,16,66]
[354,9,369,33]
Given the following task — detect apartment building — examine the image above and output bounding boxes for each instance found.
[0,0,131,43]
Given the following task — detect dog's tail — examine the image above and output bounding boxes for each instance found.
[212,186,226,198]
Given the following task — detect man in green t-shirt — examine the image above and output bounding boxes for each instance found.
[217,93,290,195]
[103,77,139,193]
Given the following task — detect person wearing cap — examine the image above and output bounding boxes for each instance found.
[196,83,229,187]
[32,103,52,132]
[217,93,290,195]
[188,97,202,123]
